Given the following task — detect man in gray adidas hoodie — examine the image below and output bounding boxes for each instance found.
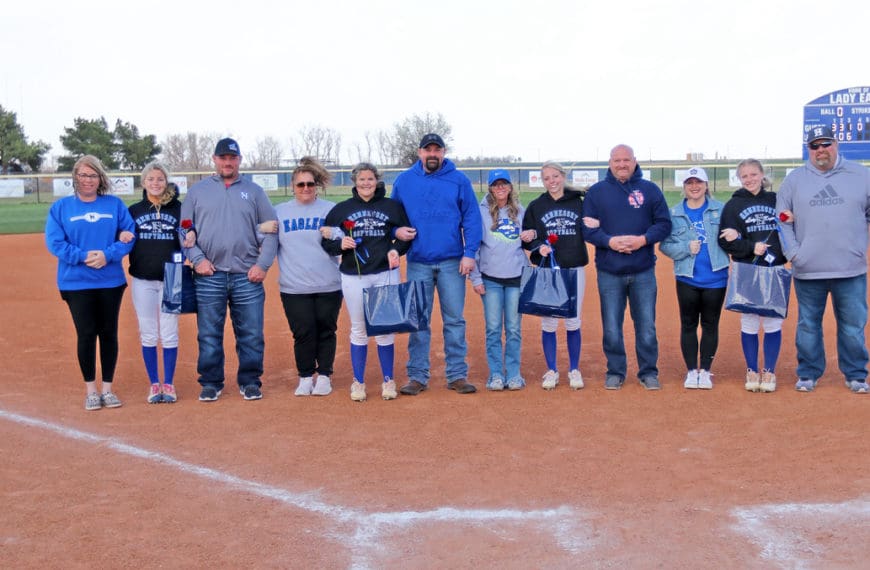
[777,125,870,394]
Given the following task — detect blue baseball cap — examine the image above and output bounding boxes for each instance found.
[419,133,445,148]
[214,137,241,156]
[488,169,512,186]
[805,125,835,144]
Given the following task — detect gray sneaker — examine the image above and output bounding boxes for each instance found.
[795,378,816,392]
[850,380,869,394]
[604,375,624,390]
[640,376,661,391]
[100,392,123,408]
[84,393,102,411]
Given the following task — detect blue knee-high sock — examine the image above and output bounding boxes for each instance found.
[763,331,782,372]
[741,332,759,372]
[377,344,394,381]
[163,347,178,385]
[350,344,367,382]
[566,329,581,370]
[542,331,557,371]
[142,345,159,384]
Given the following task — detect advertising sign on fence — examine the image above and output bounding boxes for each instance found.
[252,174,279,192]
[53,178,74,196]
[0,179,25,197]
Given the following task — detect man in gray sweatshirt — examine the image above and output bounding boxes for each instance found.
[181,138,278,402]
[777,125,870,394]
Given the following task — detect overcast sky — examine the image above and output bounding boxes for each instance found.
[2,0,868,165]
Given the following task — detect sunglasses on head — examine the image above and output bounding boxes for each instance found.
[808,140,834,151]
[295,181,317,188]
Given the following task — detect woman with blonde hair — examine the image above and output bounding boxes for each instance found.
[45,155,136,410]
[126,161,184,403]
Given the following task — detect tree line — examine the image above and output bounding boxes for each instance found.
[0,107,519,175]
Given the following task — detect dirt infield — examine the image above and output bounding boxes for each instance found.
[1,232,868,569]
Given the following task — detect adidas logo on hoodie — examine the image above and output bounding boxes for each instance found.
[810,184,845,207]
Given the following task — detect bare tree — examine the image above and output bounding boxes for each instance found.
[160,132,219,171]
[377,112,453,167]
[248,136,283,169]
[289,125,342,165]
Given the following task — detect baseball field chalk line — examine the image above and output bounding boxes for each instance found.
[0,409,591,568]
[732,498,870,569]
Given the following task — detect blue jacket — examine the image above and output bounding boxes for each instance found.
[660,198,730,278]
[391,158,482,263]
[582,165,672,275]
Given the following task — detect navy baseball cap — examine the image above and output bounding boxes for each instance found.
[805,125,835,144]
[214,137,241,156]
[419,133,445,148]
[488,169,512,186]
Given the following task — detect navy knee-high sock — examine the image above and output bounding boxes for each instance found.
[142,345,159,384]
[350,344,367,383]
[741,332,759,372]
[566,329,581,370]
[542,331,557,371]
[763,331,782,372]
[377,344,394,382]
[163,347,178,385]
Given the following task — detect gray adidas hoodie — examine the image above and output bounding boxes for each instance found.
[777,156,870,279]
[470,196,529,286]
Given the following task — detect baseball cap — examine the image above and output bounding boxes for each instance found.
[805,125,835,144]
[419,133,445,149]
[681,166,708,184]
[214,137,241,156]
[488,169,512,186]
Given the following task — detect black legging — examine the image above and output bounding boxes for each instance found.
[675,281,726,371]
[61,285,126,382]
[280,290,343,377]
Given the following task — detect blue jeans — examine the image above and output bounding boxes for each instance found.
[794,274,868,381]
[597,267,659,380]
[406,259,468,383]
[480,278,522,382]
[195,272,265,389]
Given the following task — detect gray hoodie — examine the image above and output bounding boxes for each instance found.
[274,198,341,294]
[777,156,870,279]
[470,196,529,286]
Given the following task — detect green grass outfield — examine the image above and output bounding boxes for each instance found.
[1,189,692,235]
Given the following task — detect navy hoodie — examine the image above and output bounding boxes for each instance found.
[521,188,588,268]
[583,165,671,275]
[128,184,182,280]
[717,187,786,267]
[322,182,411,275]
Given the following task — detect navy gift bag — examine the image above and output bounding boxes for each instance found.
[363,280,429,336]
[161,262,197,314]
[725,262,791,319]
[518,266,578,318]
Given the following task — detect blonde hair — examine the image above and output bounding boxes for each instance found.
[73,155,113,196]
[292,156,332,191]
[485,182,521,231]
[140,161,176,205]
[736,158,772,190]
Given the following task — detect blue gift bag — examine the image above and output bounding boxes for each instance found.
[363,280,429,336]
[725,262,791,319]
[518,266,578,318]
[161,262,197,314]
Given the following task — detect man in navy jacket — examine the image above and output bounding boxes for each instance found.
[583,144,671,390]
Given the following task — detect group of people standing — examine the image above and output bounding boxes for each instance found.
[45,128,870,410]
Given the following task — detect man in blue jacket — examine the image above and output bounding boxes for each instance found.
[391,133,483,395]
[583,144,672,390]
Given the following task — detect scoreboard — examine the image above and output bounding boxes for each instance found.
[802,86,870,161]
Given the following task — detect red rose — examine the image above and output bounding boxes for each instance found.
[343,220,356,231]
[547,233,559,245]
[181,219,193,230]
[778,212,789,223]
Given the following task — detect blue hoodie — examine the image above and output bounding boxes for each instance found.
[391,158,482,263]
[583,165,671,275]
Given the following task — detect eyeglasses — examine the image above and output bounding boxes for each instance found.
[294,181,317,189]
[808,140,834,151]
[76,173,100,180]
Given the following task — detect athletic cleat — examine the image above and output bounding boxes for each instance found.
[541,370,559,390]
[161,384,177,403]
[745,370,760,392]
[568,369,584,390]
[759,370,776,393]
[381,379,398,400]
[350,380,366,402]
[683,369,699,389]
[148,383,162,404]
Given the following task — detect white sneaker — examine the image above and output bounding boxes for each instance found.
[295,376,313,396]
[745,369,760,392]
[350,380,366,402]
[542,370,559,390]
[759,370,776,393]
[683,369,699,389]
[312,375,332,396]
[382,379,398,400]
[568,369,584,390]
[697,369,713,390]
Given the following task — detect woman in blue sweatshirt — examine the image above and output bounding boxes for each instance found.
[45,155,135,411]
[521,161,589,390]
[470,169,533,391]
